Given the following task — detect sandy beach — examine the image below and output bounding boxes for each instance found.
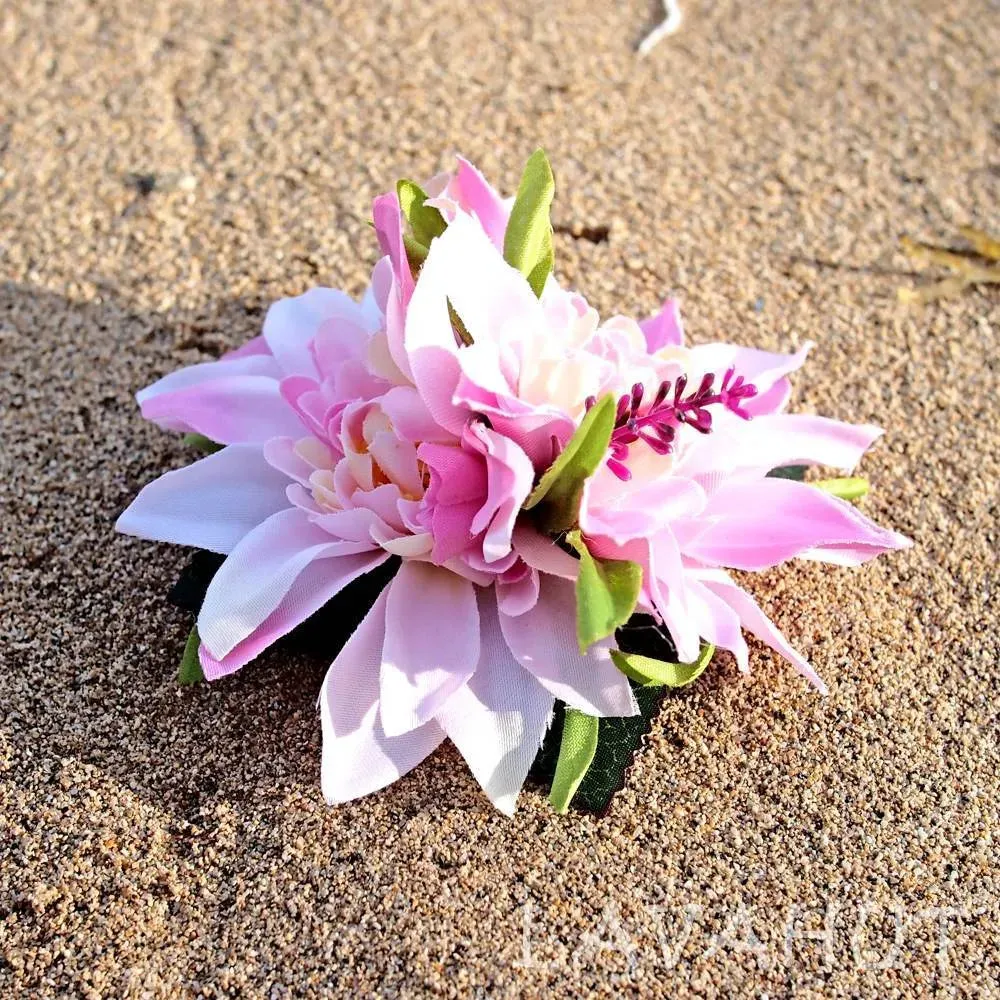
[1,0,998,995]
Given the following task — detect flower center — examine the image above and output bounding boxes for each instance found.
[587,367,758,481]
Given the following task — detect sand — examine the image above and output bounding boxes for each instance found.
[1,0,998,996]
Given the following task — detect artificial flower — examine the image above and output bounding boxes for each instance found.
[117,151,910,814]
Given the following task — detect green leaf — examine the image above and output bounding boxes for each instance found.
[448,299,473,347]
[523,394,615,531]
[177,625,205,685]
[813,477,870,501]
[402,232,429,271]
[611,642,715,688]
[767,464,807,481]
[567,531,641,653]
[397,179,447,248]
[183,433,223,454]
[548,709,600,814]
[503,149,555,298]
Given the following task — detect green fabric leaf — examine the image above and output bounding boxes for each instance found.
[177,625,205,685]
[448,299,473,346]
[523,394,615,531]
[567,530,641,653]
[503,149,555,298]
[530,678,667,815]
[183,433,223,454]
[767,464,807,481]
[402,232,429,271]
[396,179,447,248]
[611,642,715,688]
[548,709,600,814]
[813,477,870,501]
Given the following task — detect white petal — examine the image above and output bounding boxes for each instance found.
[321,589,446,804]
[436,589,554,814]
[198,508,374,659]
[380,562,480,737]
[116,445,291,554]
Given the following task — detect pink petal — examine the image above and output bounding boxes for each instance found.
[321,589,446,805]
[582,471,706,544]
[453,155,510,250]
[404,212,543,437]
[373,193,414,304]
[496,566,540,617]
[427,498,481,564]
[199,548,390,680]
[589,533,700,663]
[498,576,639,718]
[464,422,535,564]
[639,298,685,352]
[380,562,480,737]
[312,509,388,544]
[418,442,488,503]
[434,589,554,814]
[263,288,362,379]
[676,414,883,489]
[369,432,422,497]
[687,341,813,417]
[379,385,454,444]
[279,376,338,443]
[675,477,911,571]
[136,354,281,423]
[115,445,291,554]
[140,375,305,445]
[262,436,332,486]
[312,314,369,379]
[512,524,580,581]
[684,578,749,672]
[697,570,828,693]
[198,508,375,659]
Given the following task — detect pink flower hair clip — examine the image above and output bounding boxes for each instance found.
[117,150,911,814]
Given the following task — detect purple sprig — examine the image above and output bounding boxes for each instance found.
[586,367,759,481]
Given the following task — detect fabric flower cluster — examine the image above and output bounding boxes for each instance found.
[117,152,910,814]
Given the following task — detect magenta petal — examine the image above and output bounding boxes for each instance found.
[639,298,685,352]
[676,477,911,571]
[698,571,828,693]
[115,445,291,555]
[321,589,446,805]
[140,375,305,445]
[434,589,554,814]
[498,576,639,718]
[464,422,535,563]
[199,549,389,680]
[198,508,376,659]
[380,563,480,737]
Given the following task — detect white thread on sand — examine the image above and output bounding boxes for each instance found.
[637,0,683,56]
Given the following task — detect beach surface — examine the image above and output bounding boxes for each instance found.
[1,1,998,995]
